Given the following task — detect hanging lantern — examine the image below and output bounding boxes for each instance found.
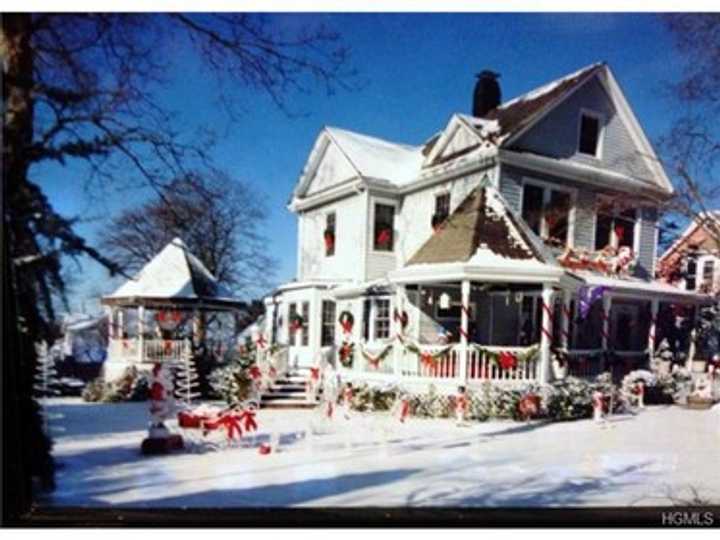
[439,292,451,310]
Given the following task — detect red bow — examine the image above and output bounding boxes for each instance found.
[256,335,267,349]
[248,365,262,380]
[420,352,434,367]
[240,410,258,433]
[499,351,518,370]
[310,367,320,381]
[340,318,353,334]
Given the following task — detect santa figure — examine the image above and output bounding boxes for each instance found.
[455,386,469,426]
[142,362,183,454]
[306,365,322,402]
[592,390,605,423]
[394,393,411,423]
[341,382,354,420]
[633,381,645,409]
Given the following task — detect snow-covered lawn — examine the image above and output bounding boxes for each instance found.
[43,398,720,508]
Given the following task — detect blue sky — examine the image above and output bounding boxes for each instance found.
[39,13,686,313]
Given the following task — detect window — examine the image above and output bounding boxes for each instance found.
[521,182,573,247]
[374,299,391,340]
[321,300,336,346]
[374,203,395,251]
[686,256,697,291]
[324,212,335,257]
[301,302,309,346]
[578,112,601,157]
[594,201,637,251]
[697,257,716,293]
[288,302,297,345]
[432,193,450,230]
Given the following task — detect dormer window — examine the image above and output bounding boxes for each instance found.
[578,111,602,157]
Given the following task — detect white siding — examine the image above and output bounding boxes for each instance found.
[305,141,357,196]
[298,194,366,281]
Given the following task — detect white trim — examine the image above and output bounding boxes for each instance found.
[598,66,674,194]
[423,114,484,167]
[576,108,605,160]
[499,149,671,200]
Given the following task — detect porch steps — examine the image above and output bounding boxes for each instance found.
[259,369,320,410]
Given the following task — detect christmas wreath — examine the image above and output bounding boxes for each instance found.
[289,313,304,333]
[155,309,183,330]
[338,310,354,334]
[360,343,393,369]
[338,341,355,368]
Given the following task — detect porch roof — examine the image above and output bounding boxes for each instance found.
[580,272,714,303]
[390,251,582,288]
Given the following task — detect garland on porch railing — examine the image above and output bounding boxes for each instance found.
[402,340,454,369]
[468,343,540,370]
[359,343,393,370]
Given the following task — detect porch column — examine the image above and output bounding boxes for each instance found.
[137,305,145,363]
[648,298,659,357]
[118,308,125,339]
[561,290,572,351]
[460,279,471,382]
[601,294,612,351]
[539,284,555,384]
[393,284,405,377]
[107,306,116,340]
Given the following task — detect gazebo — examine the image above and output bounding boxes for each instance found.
[101,237,245,380]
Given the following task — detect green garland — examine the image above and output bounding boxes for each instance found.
[360,343,393,369]
[402,340,454,368]
[468,343,540,368]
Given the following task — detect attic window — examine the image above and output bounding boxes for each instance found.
[578,112,602,157]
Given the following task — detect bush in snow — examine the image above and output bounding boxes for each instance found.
[621,369,674,405]
[470,382,539,421]
[81,366,149,403]
[348,383,399,412]
[208,364,254,406]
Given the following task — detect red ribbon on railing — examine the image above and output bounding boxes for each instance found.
[309,367,320,381]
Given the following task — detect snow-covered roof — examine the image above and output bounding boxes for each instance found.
[103,237,240,306]
[580,271,712,301]
[325,127,425,186]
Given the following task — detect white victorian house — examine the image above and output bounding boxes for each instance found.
[262,63,710,392]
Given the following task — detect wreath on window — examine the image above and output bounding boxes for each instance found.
[323,228,335,253]
[338,310,354,334]
[375,226,393,248]
[338,341,355,368]
[289,313,304,334]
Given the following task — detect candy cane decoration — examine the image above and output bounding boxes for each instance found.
[561,303,572,343]
[541,301,554,343]
[600,308,610,342]
[459,304,473,340]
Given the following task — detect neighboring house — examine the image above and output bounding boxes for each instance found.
[263,63,709,391]
[657,212,720,296]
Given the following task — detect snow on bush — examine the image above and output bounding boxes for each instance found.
[82,366,149,403]
[208,364,254,406]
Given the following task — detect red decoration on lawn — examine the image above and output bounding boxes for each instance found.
[259,443,272,455]
[498,351,518,370]
[239,409,258,433]
[399,398,410,423]
[310,367,320,381]
[255,335,267,349]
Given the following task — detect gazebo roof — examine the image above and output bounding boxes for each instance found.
[101,237,243,309]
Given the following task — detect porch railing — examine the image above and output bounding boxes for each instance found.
[107,337,188,363]
[349,342,541,384]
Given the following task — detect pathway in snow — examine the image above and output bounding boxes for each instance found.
[42,398,720,508]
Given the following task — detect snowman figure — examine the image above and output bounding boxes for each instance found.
[592,390,605,423]
[454,385,469,426]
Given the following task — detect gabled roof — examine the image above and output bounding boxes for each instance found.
[103,238,238,305]
[406,183,552,266]
[658,211,720,263]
